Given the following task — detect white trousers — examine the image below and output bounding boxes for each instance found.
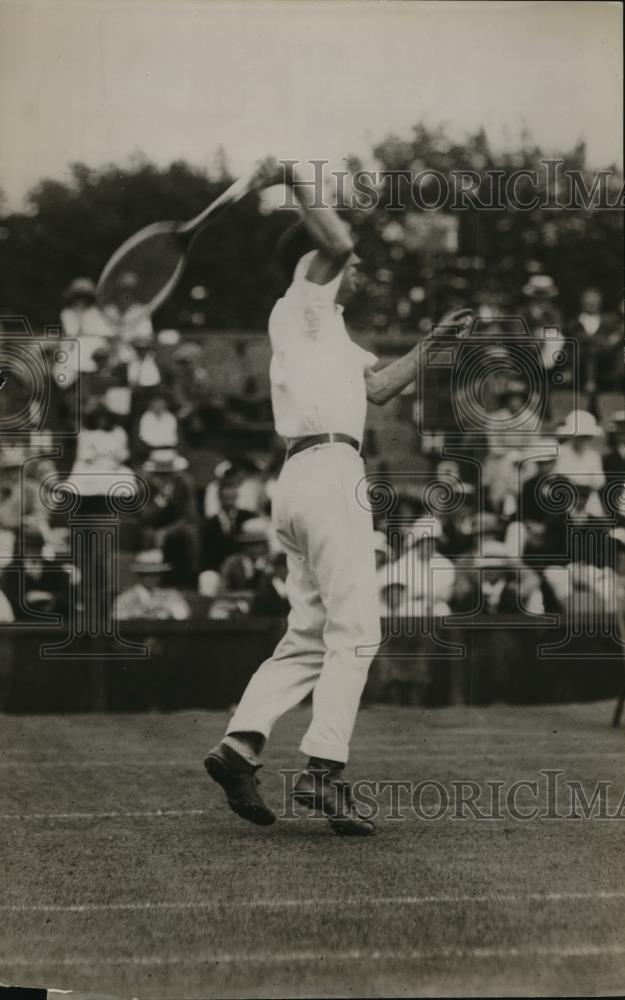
[227,442,381,763]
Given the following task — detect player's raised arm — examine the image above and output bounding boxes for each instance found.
[250,157,354,285]
[364,308,473,406]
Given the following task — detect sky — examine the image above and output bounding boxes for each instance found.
[0,0,622,210]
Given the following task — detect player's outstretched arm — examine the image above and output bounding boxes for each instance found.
[250,157,354,286]
[365,308,473,406]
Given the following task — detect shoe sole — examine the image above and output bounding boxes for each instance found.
[292,790,376,837]
[204,754,276,826]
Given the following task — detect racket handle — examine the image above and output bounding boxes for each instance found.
[183,171,257,234]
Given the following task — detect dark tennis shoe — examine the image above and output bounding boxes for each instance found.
[292,769,376,837]
[204,742,276,826]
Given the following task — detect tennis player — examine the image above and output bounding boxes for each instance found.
[206,158,471,835]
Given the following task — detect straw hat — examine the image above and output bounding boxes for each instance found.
[62,277,97,304]
[235,517,270,545]
[157,329,181,347]
[522,274,558,299]
[130,549,171,574]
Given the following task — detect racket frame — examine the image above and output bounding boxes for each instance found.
[96,170,257,323]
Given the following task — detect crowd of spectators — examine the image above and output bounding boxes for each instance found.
[0,270,622,640]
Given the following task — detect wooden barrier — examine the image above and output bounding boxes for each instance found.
[0,616,622,713]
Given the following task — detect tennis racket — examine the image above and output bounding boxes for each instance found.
[96,171,257,325]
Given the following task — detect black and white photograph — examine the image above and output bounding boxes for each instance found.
[0,0,623,997]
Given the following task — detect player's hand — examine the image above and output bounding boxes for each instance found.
[430,307,473,340]
[249,156,289,191]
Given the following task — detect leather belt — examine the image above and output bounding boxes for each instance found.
[285,433,361,460]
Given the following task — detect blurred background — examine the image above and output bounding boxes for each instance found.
[0,0,622,712]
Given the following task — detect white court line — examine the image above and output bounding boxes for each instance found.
[2,943,625,966]
[0,729,609,751]
[0,751,622,768]
[2,800,624,821]
[2,891,625,913]
[0,760,197,768]
[0,809,210,820]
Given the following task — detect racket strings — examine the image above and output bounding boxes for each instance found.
[97,229,185,321]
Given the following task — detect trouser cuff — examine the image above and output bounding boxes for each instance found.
[299,734,350,764]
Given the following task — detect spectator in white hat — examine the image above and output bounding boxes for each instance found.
[60,277,114,378]
[522,274,559,302]
[384,516,455,618]
[140,449,198,586]
[114,550,190,621]
[521,273,564,375]
[201,463,256,572]
[450,540,544,703]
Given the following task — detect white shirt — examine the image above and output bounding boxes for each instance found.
[60,305,114,376]
[139,410,178,449]
[127,352,161,388]
[553,442,605,490]
[70,426,135,496]
[268,251,377,442]
[115,583,190,621]
[578,313,601,336]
